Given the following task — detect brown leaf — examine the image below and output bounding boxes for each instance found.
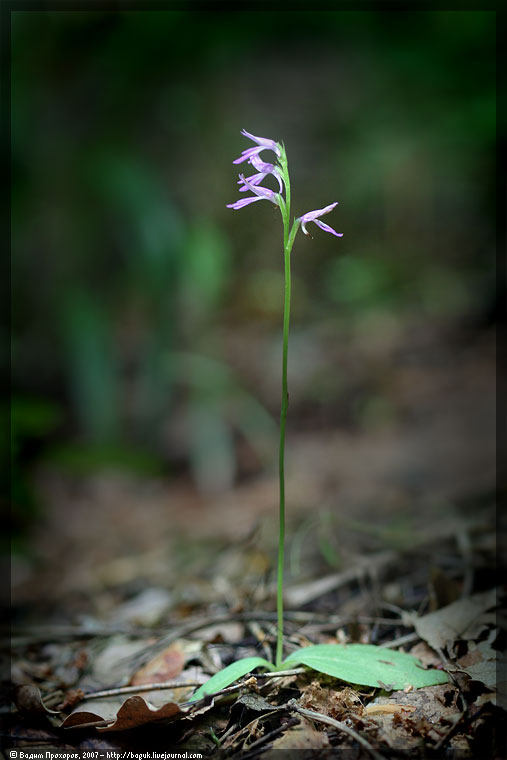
[270,717,330,750]
[63,695,186,731]
[99,695,184,732]
[455,639,505,694]
[410,588,498,653]
[130,642,185,685]
[15,685,62,716]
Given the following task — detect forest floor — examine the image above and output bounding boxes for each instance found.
[7,322,505,758]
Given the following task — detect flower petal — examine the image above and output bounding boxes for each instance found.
[238,172,267,191]
[314,220,343,237]
[240,129,281,156]
[226,196,266,210]
[239,174,279,205]
[298,202,338,224]
[232,146,264,165]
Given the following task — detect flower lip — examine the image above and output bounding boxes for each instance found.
[297,202,343,237]
[226,196,267,210]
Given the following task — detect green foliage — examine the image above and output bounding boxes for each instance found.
[42,441,165,477]
[190,644,449,702]
[189,657,274,702]
[10,10,495,528]
[10,397,63,552]
[283,644,449,690]
[189,643,448,702]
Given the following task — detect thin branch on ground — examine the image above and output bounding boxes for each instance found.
[82,681,204,700]
[379,632,420,648]
[239,716,301,760]
[288,701,386,760]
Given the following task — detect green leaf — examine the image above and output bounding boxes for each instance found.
[189,657,274,703]
[283,644,448,690]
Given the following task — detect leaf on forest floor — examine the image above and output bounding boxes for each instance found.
[408,588,498,652]
[129,640,188,685]
[267,717,330,752]
[86,637,151,689]
[283,644,448,690]
[62,694,186,731]
[15,685,62,716]
[189,657,274,702]
[114,588,173,627]
[452,633,507,708]
[368,684,460,723]
[366,684,463,751]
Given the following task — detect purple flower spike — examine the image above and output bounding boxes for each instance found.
[233,129,281,164]
[297,202,343,237]
[227,173,280,210]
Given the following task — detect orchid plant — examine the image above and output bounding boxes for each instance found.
[189,131,448,702]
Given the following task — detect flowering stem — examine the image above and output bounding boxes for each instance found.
[276,149,299,667]
[227,131,339,668]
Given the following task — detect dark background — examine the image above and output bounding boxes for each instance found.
[10,10,496,603]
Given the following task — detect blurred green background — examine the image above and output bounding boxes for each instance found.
[11,10,496,549]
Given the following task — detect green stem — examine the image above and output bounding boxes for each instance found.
[277,233,291,667]
[276,151,299,668]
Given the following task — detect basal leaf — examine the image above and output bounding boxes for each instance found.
[283,644,448,690]
[189,657,274,702]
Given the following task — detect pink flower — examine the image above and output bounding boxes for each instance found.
[238,155,284,194]
[227,173,280,210]
[297,203,343,237]
[232,129,281,165]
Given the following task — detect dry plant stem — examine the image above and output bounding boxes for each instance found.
[83,681,204,700]
[220,708,284,748]
[240,716,301,760]
[289,702,386,760]
[378,632,420,648]
[82,669,308,703]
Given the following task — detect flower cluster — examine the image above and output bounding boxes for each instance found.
[227,129,342,239]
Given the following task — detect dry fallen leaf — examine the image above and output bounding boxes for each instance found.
[409,588,498,653]
[269,717,330,751]
[15,685,62,716]
[129,641,186,685]
[63,694,186,731]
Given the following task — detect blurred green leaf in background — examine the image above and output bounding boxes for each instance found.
[10,10,496,545]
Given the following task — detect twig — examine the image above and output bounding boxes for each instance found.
[248,620,273,663]
[378,632,420,649]
[456,528,474,599]
[239,716,301,760]
[220,708,283,749]
[64,718,114,730]
[120,610,405,670]
[263,668,306,678]
[82,669,306,703]
[83,681,204,700]
[288,701,385,760]
[9,610,411,650]
[285,551,397,607]
[433,710,467,751]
